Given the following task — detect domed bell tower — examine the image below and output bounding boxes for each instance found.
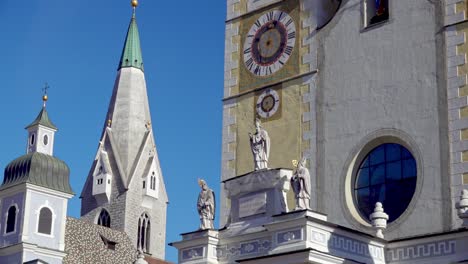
[0,90,74,264]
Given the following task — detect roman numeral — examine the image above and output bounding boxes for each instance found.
[255,20,262,28]
[267,66,273,75]
[277,11,284,21]
[288,32,296,40]
[245,58,254,69]
[284,46,293,56]
[266,11,274,21]
[285,19,293,27]
[244,47,251,54]
[254,65,260,75]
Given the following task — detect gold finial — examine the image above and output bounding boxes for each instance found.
[131,0,138,8]
[107,119,112,127]
[42,82,49,107]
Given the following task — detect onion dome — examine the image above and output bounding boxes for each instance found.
[1,152,73,194]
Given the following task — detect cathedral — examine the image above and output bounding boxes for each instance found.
[0,1,169,263]
[170,0,468,263]
[2,0,468,263]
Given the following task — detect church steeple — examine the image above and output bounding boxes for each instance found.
[81,1,168,259]
[119,0,144,71]
[26,85,57,156]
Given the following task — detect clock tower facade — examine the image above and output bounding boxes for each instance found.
[221,0,322,226]
[221,0,456,241]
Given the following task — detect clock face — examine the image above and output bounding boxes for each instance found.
[243,10,296,77]
[256,89,280,118]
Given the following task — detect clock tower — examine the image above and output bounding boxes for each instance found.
[221,0,329,226]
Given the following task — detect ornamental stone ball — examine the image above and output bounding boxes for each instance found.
[133,250,148,264]
[456,189,468,227]
[249,118,270,170]
[370,202,389,239]
[197,179,215,230]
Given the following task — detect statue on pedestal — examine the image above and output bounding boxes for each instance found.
[249,118,270,170]
[197,179,215,230]
[291,157,311,210]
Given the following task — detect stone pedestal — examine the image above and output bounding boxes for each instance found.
[223,169,292,226]
[169,229,219,264]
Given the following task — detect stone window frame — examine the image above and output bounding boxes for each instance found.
[35,204,55,237]
[362,0,390,30]
[353,143,417,223]
[341,129,423,233]
[4,203,19,236]
[137,212,151,253]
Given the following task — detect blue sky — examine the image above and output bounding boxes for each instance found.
[0,0,226,262]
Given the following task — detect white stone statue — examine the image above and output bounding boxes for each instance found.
[290,157,311,210]
[249,118,270,170]
[370,202,389,239]
[197,179,215,230]
[456,189,468,227]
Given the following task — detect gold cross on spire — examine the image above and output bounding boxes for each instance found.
[42,82,49,107]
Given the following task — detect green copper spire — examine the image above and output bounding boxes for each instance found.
[26,87,57,130]
[118,6,144,71]
[26,107,57,130]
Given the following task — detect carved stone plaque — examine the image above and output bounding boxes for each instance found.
[238,192,267,218]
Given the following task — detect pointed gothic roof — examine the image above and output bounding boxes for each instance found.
[26,107,57,130]
[119,11,144,71]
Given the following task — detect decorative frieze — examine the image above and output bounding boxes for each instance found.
[311,231,385,261]
[386,240,456,262]
[216,238,271,260]
[181,246,205,261]
[276,229,302,244]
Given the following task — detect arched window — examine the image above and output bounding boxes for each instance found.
[6,205,17,234]
[137,213,150,253]
[37,207,53,235]
[354,143,417,222]
[97,209,111,228]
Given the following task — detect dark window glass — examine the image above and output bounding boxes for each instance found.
[6,206,16,233]
[38,207,53,235]
[370,164,385,185]
[30,134,35,146]
[369,145,385,165]
[43,135,49,146]
[97,209,111,228]
[365,0,389,27]
[356,168,369,188]
[137,213,150,253]
[354,143,417,222]
[403,159,417,178]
